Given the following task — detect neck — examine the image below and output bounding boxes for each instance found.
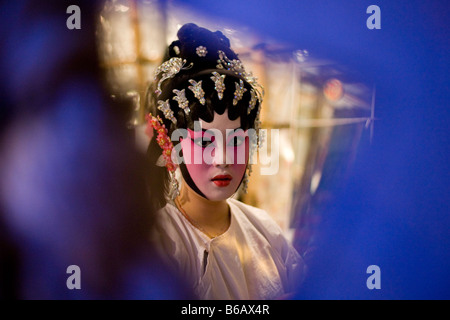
[176,181,230,234]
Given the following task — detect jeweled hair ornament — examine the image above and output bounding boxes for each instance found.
[154,57,193,96]
[216,50,264,104]
[248,89,257,114]
[233,79,247,106]
[172,89,190,115]
[196,46,208,57]
[157,99,177,124]
[188,79,206,105]
[145,113,176,173]
[146,113,179,200]
[210,71,226,100]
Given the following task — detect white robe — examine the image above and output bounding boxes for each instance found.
[152,198,305,300]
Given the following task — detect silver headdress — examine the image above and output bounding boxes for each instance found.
[152,47,264,133]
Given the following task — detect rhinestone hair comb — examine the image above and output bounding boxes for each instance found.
[210,71,226,100]
[233,79,247,106]
[154,57,192,96]
[188,79,206,105]
[157,99,177,124]
[172,89,190,115]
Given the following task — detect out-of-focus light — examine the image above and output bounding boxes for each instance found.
[294,49,309,63]
[323,78,343,102]
[114,4,130,13]
[280,138,295,163]
[310,170,322,195]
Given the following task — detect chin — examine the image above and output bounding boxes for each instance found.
[203,186,236,201]
[204,192,232,202]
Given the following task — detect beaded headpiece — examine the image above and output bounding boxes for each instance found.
[153,46,264,125]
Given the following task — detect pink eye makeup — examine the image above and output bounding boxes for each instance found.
[188,129,215,148]
[226,129,248,147]
[185,128,249,165]
[187,128,248,148]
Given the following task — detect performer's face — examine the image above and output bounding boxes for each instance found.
[180,110,249,201]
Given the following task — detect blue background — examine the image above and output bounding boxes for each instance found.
[1,0,448,299]
[185,0,450,299]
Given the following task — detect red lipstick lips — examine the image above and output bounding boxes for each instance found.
[212,175,232,187]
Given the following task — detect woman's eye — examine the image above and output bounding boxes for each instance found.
[193,138,213,148]
[229,136,245,147]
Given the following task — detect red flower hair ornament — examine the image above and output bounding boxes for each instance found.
[145,113,177,173]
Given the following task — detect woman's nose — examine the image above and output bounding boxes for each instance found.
[212,141,230,167]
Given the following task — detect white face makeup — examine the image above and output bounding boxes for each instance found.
[179,110,249,201]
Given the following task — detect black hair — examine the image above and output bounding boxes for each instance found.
[145,23,261,207]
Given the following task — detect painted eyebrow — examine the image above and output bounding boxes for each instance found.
[226,129,247,138]
[187,129,213,140]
